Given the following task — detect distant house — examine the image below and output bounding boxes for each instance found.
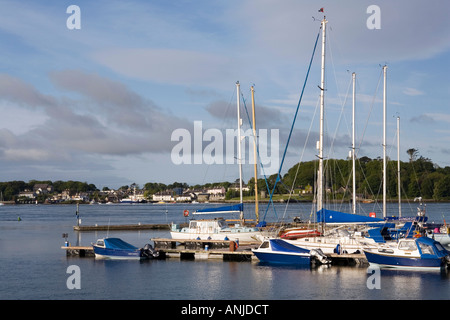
[197,193,210,202]
[175,193,194,202]
[33,184,54,194]
[152,191,174,202]
[229,183,250,192]
[19,190,35,199]
[299,184,313,194]
[207,187,225,195]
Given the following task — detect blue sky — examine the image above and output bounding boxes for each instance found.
[0,0,449,189]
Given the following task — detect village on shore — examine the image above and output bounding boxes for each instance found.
[4,181,314,205]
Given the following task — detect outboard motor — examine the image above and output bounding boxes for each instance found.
[310,248,331,265]
[445,254,450,268]
[142,243,160,258]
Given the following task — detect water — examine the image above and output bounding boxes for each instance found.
[0,202,449,302]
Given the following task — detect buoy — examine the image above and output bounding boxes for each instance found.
[17,216,21,221]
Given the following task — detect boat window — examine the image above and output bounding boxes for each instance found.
[398,240,416,251]
[435,242,445,252]
[418,242,434,255]
[260,241,270,249]
[218,220,227,228]
[191,221,197,228]
[97,240,104,246]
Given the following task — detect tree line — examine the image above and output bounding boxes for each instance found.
[2,151,450,202]
[280,155,450,201]
[0,180,97,201]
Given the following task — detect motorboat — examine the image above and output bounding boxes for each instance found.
[92,237,159,260]
[252,238,330,266]
[363,236,450,271]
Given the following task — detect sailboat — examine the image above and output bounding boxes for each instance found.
[169,82,262,242]
[285,16,384,254]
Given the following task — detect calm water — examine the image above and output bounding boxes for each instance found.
[0,201,449,301]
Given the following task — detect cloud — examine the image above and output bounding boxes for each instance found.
[403,87,424,96]
[415,113,450,124]
[92,48,236,88]
[205,99,290,129]
[0,71,191,164]
[410,114,435,124]
[235,0,450,64]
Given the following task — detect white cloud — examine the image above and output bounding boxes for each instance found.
[403,87,424,96]
[92,48,236,88]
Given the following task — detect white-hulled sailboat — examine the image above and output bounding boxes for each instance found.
[169,82,261,242]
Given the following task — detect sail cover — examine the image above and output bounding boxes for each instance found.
[317,208,384,224]
[193,203,243,215]
[103,238,139,250]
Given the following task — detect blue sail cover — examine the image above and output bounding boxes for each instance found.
[103,238,139,250]
[269,239,310,254]
[317,208,384,224]
[194,203,243,215]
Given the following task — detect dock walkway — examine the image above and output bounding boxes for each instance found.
[73,223,172,231]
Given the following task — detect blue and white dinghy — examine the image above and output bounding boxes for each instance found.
[252,239,330,266]
[363,236,450,271]
[92,238,159,260]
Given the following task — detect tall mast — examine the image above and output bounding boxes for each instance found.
[397,116,401,218]
[382,65,387,218]
[317,16,327,213]
[352,72,356,214]
[251,86,259,223]
[236,81,244,219]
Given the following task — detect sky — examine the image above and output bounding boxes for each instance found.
[0,0,449,190]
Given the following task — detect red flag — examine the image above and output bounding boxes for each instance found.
[318,8,324,12]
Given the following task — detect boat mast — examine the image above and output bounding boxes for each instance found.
[397,116,402,218]
[317,16,327,214]
[382,65,387,218]
[352,72,356,215]
[251,86,259,223]
[236,81,244,220]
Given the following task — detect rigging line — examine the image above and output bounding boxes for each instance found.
[263,29,321,221]
[328,75,352,158]
[281,95,320,221]
[323,76,352,212]
[356,67,383,154]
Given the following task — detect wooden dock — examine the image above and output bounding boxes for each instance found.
[61,238,367,265]
[73,223,173,231]
[61,245,94,257]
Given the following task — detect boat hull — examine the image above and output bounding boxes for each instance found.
[286,237,376,254]
[253,251,310,265]
[252,239,311,265]
[169,230,260,242]
[363,250,446,271]
[93,246,145,260]
[279,228,321,240]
